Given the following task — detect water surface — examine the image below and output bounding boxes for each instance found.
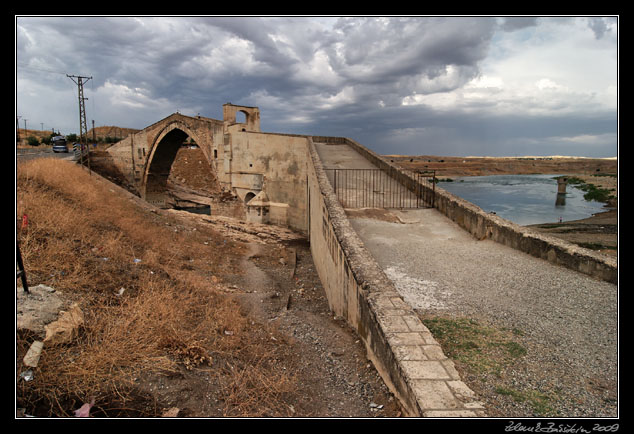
[438,174,607,225]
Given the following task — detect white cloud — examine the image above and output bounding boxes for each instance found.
[467,75,505,89]
[176,36,266,81]
[293,49,341,87]
[555,133,617,145]
[480,17,617,111]
[102,81,153,109]
[315,86,356,109]
[535,78,567,91]
[401,92,458,110]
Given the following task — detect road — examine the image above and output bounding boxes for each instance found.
[16,147,76,163]
[16,146,90,167]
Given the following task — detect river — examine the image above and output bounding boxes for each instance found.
[438,174,607,226]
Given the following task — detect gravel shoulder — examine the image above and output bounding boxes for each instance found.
[348,208,618,418]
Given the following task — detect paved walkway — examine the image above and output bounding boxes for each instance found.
[349,207,617,344]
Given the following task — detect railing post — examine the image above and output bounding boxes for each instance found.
[432,171,436,208]
[333,169,337,197]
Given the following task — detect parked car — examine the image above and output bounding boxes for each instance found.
[51,136,68,153]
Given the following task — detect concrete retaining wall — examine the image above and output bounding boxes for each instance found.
[332,137,617,284]
[307,138,487,417]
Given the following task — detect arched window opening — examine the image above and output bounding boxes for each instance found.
[245,192,256,203]
[236,110,248,125]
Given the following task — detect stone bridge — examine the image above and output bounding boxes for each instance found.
[107,104,257,204]
[105,105,617,417]
[107,103,311,230]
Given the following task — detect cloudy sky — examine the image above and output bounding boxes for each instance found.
[16,16,618,157]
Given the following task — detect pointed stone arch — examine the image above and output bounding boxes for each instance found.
[142,120,212,205]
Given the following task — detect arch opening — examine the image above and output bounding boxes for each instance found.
[236,110,248,124]
[144,125,218,207]
[145,128,188,203]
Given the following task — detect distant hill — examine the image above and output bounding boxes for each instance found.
[17,128,54,141]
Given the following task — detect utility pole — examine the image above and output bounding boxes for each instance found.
[67,74,92,174]
[16,116,21,144]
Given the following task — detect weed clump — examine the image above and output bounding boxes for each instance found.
[561,176,616,203]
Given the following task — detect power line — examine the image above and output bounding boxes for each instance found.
[17,62,69,76]
[18,63,99,140]
[91,76,97,134]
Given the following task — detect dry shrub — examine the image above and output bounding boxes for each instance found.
[214,332,299,417]
[16,158,298,417]
[17,159,187,294]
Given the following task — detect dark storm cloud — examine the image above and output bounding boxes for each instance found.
[16,16,617,157]
[313,17,495,99]
[18,16,498,119]
[224,16,501,136]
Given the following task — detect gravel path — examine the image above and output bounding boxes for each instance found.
[349,208,618,418]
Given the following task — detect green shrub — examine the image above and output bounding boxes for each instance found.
[26,136,40,146]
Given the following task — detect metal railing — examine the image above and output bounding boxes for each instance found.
[324,168,435,209]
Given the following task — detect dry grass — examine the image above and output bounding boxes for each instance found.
[16,158,297,417]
